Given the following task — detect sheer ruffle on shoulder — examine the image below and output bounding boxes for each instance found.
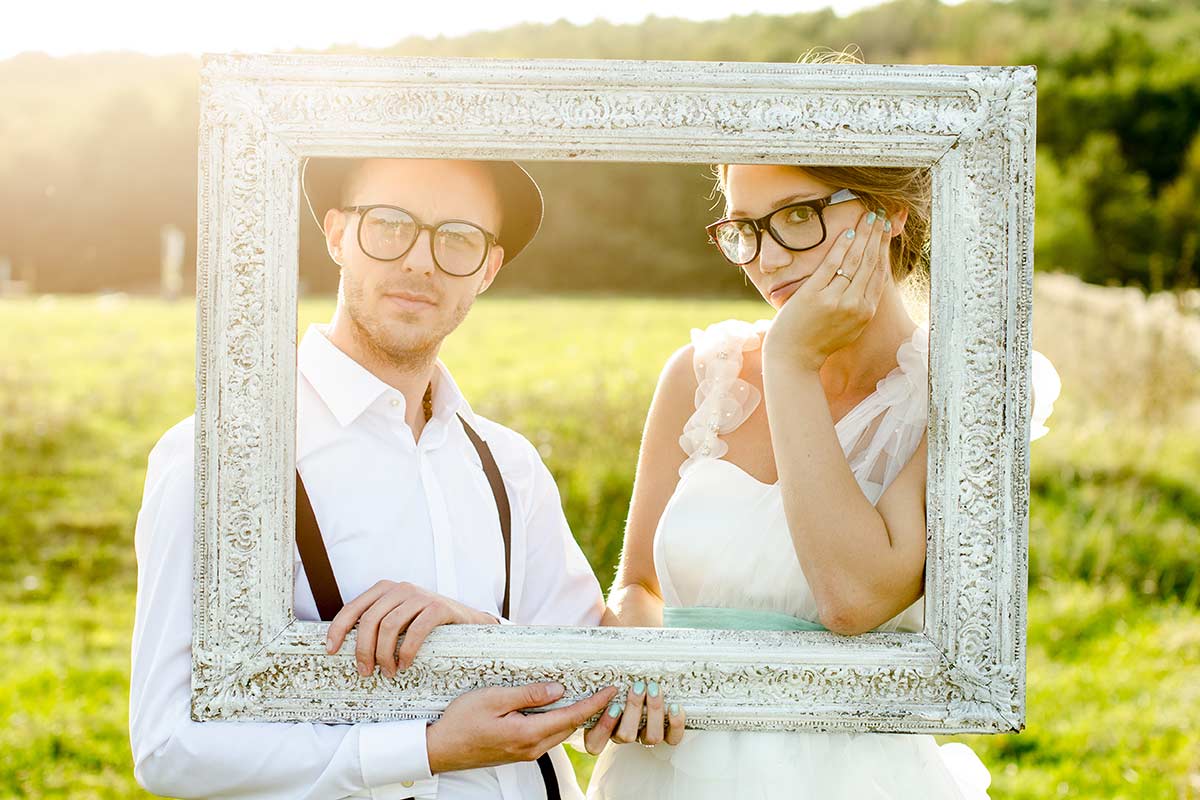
[1031,350,1061,441]
[677,319,771,477]
[675,319,932,504]
[837,325,929,504]
[826,326,1061,502]
[677,320,1062,495]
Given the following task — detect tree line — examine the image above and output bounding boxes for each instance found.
[1,0,1197,295]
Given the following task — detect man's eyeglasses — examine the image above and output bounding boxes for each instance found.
[705,189,861,267]
[342,204,497,277]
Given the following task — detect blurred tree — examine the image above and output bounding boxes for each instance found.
[1069,132,1159,288]
[1158,130,1200,290]
[1033,147,1100,276]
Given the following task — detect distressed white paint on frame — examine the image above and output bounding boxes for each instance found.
[192,54,1036,733]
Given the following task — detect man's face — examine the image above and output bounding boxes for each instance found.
[323,158,505,362]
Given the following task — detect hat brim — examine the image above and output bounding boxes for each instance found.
[301,157,543,265]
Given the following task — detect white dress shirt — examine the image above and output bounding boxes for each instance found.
[129,322,605,800]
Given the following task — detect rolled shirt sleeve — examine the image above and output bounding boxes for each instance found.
[129,417,436,799]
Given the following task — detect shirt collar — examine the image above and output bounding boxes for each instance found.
[429,355,480,429]
[298,323,478,429]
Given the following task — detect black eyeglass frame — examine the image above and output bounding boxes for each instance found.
[705,188,862,266]
[340,204,499,277]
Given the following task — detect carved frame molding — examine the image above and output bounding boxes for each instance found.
[193,54,1036,733]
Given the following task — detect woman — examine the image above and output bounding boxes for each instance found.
[580,159,1060,798]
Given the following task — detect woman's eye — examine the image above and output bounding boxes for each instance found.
[787,208,810,224]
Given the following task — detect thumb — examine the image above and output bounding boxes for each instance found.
[489,681,565,713]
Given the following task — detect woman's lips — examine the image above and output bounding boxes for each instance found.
[769,276,808,305]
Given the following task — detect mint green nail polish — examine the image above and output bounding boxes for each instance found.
[884,219,892,231]
[608,702,622,718]
[844,229,855,240]
[648,681,659,697]
[877,208,886,216]
[866,211,876,224]
[633,680,645,695]
[670,703,680,716]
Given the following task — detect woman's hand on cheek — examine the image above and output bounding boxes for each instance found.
[764,207,891,370]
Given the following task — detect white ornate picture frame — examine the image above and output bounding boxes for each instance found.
[193,53,1036,733]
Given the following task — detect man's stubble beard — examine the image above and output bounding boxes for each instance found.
[341,273,476,374]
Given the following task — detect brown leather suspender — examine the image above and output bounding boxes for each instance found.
[295,469,344,621]
[293,409,560,800]
[294,413,511,622]
[456,415,513,620]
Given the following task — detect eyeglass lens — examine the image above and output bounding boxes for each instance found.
[712,204,825,265]
[359,206,488,276]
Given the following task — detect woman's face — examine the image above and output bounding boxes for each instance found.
[721,164,872,310]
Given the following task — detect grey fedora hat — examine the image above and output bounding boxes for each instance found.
[301,157,544,264]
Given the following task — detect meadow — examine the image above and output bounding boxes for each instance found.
[1,274,1198,798]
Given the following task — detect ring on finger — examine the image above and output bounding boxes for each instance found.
[834,268,851,282]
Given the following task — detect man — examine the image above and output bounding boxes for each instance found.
[129,156,619,799]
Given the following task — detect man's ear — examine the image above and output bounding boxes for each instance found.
[476,244,506,295]
[323,208,347,267]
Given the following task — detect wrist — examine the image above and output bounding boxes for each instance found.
[425,721,446,775]
[763,337,825,372]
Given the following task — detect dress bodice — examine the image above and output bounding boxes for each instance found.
[586,318,1058,800]
[653,319,932,631]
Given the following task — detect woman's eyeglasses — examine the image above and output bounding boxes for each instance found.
[706,189,861,266]
[342,204,497,277]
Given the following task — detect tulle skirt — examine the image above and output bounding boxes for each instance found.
[586,728,990,800]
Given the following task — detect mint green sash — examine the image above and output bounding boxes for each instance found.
[663,605,827,632]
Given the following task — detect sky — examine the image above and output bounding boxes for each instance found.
[2,0,924,60]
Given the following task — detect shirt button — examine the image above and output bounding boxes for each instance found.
[390,399,401,408]
[401,780,414,787]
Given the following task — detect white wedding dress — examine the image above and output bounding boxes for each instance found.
[586,319,1060,800]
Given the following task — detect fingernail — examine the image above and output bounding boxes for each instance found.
[670,703,680,716]
[844,229,855,240]
[648,681,659,697]
[866,211,876,224]
[357,664,369,677]
[608,702,622,718]
[633,680,645,695]
[876,208,886,217]
[325,637,335,653]
[884,220,892,231]
[545,682,563,699]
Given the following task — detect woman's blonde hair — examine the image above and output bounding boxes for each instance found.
[711,47,932,317]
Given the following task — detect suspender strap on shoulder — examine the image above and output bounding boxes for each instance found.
[458,414,561,799]
[456,413,513,620]
[536,751,563,800]
[295,469,344,621]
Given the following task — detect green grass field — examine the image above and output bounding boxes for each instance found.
[2,278,1198,798]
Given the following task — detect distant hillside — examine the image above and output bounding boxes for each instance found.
[1,0,1197,294]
